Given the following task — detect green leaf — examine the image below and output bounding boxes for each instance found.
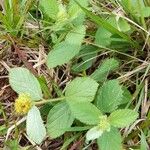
[47,25,85,68]
[71,45,97,72]
[118,18,131,32]
[65,77,98,102]
[95,80,123,113]
[107,17,131,33]
[68,0,88,25]
[95,27,112,47]
[120,87,132,105]
[47,101,74,139]
[9,67,42,101]
[26,106,46,144]
[91,58,119,82]
[75,1,138,48]
[66,126,91,132]
[65,25,85,45]
[71,60,93,73]
[47,42,76,68]
[68,0,88,19]
[97,127,122,150]
[39,0,59,20]
[141,7,150,18]
[119,0,145,17]
[68,101,101,125]
[108,109,138,128]
[94,17,130,47]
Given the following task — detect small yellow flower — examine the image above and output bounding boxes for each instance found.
[98,115,110,132]
[15,93,32,115]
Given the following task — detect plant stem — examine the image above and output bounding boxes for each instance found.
[35,97,65,105]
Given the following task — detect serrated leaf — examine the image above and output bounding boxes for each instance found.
[65,25,85,45]
[68,101,101,125]
[26,106,46,144]
[68,0,88,19]
[9,67,42,101]
[39,0,59,20]
[95,80,123,113]
[68,0,88,25]
[65,77,98,102]
[97,127,122,150]
[91,58,119,82]
[47,102,74,139]
[47,25,85,68]
[47,42,77,68]
[108,109,138,128]
[95,27,112,47]
[120,87,132,105]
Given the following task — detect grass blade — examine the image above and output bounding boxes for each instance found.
[75,1,138,48]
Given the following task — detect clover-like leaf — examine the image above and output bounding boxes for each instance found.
[26,106,46,144]
[47,25,85,68]
[97,127,122,150]
[47,102,74,139]
[65,77,99,102]
[108,109,138,128]
[95,80,123,113]
[91,58,119,82]
[9,67,42,101]
[68,101,101,125]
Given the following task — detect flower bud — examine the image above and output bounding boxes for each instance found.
[98,115,110,132]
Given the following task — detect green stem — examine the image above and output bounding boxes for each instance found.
[35,97,65,105]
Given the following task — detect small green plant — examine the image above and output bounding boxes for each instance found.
[9,67,138,149]
[2,0,150,149]
[0,0,33,36]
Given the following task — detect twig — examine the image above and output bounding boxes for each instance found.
[5,117,26,141]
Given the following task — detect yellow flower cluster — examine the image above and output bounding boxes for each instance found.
[98,115,110,132]
[15,93,32,115]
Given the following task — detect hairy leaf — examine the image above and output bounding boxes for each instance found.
[97,127,122,150]
[68,101,101,125]
[47,102,74,138]
[91,58,119,82]
[108,109,138,128]
[47,25,85,68]
[65,77,98,102]
[9,68,42,101]
[26,106,46,144]
[95,80,123,113]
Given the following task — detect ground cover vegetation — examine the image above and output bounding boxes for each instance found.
[1,0,150,149]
